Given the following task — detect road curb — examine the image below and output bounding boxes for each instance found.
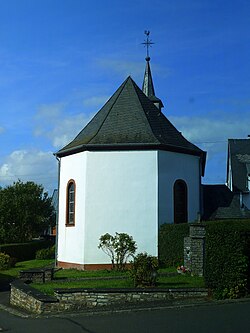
[0,303,29,318]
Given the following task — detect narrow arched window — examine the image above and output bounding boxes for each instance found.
[66,179,76,226]
[174,179,188,224]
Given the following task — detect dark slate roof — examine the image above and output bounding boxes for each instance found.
[202,184,250,220]
[228,139,250,192]
[56,76,206,173]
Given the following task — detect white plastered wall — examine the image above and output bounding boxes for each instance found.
[57,153,87,264]
[57,150,158,266]
[158,150,201,225]
[83,150,158,264]
[57,149,202,266]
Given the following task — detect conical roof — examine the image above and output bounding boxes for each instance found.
[142,58,163,107]
[56,76,206,174]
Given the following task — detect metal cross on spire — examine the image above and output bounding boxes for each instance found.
[142,30,154,60]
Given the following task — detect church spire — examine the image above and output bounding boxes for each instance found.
[142,31,163,110]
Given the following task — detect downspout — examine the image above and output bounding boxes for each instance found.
[199,158,203,222]
[55,156,61,268]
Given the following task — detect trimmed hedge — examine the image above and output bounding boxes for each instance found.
[159,220,250,299]
[158,223,189,267]
[36,245,55,260]
[204,219,250,299]
[0,239,55,262]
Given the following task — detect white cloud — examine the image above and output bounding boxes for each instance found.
[96,59,144,78]
[50,114,91,148]
[83,96,109,108]
[34,103,93,149]
[169,114,250,158]
[0,149,57,194]
[168,113,250,184]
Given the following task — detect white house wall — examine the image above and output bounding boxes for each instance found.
[57,153,87,265]
[57,150,158,267]
[83,151,158,264]
[57,149,202,268]
[158,150,201,224]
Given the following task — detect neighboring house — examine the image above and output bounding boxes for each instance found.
[202,138,250,220]
[55,56,206,270]
[227,139,250,209]
[202,184,250,220]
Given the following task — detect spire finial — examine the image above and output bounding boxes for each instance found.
[142,30,154,61]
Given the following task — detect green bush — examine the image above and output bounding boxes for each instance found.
[0,239,54,262]
[36,245,55,260]
[204,219,250,299]
[130,252,159,287]
[0,252,16,270]
[158,223,189,267]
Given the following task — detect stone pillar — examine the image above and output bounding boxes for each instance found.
[184,224,205,277]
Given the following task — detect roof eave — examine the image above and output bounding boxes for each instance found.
[55,142,205,159]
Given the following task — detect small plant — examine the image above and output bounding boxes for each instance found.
[36,245,55,260]
[0,252,16,270]
[98,232,137,271]
[130,252,159,287]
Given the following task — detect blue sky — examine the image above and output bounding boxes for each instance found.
[0,0,250,194]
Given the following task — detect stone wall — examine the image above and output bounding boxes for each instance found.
[184,224,206,276]
[10,280,59,314]
[10,280,208,314]
[54,288,208,309]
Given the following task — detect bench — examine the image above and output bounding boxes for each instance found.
[19,267,54,283]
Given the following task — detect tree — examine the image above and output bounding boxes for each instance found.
[0,180,55,243]
[98,232,137,270]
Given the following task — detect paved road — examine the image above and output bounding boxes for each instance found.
[0,300,250,333]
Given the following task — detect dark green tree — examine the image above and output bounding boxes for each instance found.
[0,180,55,243]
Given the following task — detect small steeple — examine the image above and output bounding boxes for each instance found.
[142,31,163,110]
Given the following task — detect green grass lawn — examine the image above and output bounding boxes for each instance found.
[0,259,205,296]
[54,268,129,279]
[54,266,176,279]
[31,271,205,296]
[0,259,55,282]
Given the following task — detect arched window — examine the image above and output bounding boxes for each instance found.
[174,179,188,224]
[66,179,76,226]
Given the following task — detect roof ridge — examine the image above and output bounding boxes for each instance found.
[83,77,130,144]
[132,79,161,145]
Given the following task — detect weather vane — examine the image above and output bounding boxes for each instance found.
[142,30,154,59]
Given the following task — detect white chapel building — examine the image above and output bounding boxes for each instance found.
[55,55,206,270]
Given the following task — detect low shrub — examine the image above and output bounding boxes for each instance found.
[0,239,54,262]
[158,223,189,267]
[204,219,250,299]
[0,252,16,270]
[98,232,137,271]
[36,245,55,260]
[130,252,159,287]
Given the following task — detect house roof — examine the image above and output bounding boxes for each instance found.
[228,139,250,192]
[202,184,250,220]
[56,76,206,174]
